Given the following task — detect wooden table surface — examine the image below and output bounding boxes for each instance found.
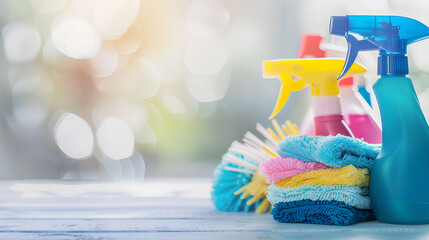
[0,179,429,240]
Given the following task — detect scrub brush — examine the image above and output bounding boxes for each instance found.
[212,120,300,213]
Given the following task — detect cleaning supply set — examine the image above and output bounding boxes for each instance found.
[260,135,378,226]
[212,14,429,226]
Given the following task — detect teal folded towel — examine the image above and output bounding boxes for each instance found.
[272,200,375,226]
[267,185,370,209]
[277,135,380,169]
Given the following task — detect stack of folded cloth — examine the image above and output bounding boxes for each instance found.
[259,134,380,226]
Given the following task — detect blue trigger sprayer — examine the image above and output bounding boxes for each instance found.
[330,15,429,224]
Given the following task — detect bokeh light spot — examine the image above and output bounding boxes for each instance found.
[114,19,143,54]
[185,0,230,37]
[42,39,65,64]
[97,116,135,160]
[11,72,52,127]
[93,0,141,40]
[54,112,94,159]
[31,0,68,13]
[100,155,123,180]
[121,57,162,100]
[130,151,145,181]
[92,97,148,130]
[135,124,157,145]
[3,23,41,63]
[187,69,230,102]
[162,94,188,115]
[52,18,101,59]
[82,42,118,78]
[184,36,228,75]
[120,157,135,181]
[100,150,144,181]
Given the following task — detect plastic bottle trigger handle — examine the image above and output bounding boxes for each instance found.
[264,61,306,119]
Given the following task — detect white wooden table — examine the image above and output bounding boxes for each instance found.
[0,179,429,239]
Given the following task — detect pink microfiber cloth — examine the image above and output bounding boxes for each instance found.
[259,157,329,184]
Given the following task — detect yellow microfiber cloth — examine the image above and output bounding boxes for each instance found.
[274,165,369,188]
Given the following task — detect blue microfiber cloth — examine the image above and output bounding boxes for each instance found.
[272,200,375,226]
[211,152,265,212]
[267,185,371,209]
[277,135,380,169]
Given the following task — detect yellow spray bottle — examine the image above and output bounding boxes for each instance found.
[262,58,366,137]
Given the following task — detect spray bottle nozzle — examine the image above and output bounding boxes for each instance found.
[329,16,348,36]
[262,59,366,119]
[330,15,429,78]
[338,34,378,79]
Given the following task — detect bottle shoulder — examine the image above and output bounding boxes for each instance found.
[374,76,413,89]
[377,76,411,80]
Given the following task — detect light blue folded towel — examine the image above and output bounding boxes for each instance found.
[277,135,380,169]
[267,185,371,209]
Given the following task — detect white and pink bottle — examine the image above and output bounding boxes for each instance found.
[339,77,382,144]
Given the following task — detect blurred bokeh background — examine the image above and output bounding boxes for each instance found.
[1,0,429,179]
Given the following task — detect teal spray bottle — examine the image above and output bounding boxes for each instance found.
[330,15,429,224]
